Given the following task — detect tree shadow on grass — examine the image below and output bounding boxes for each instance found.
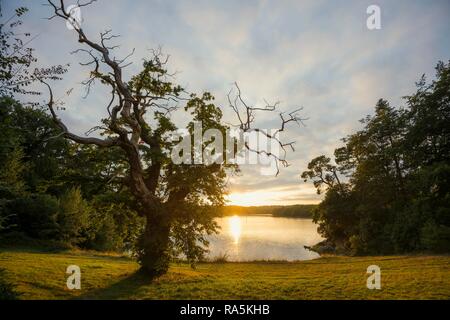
[76,270,157,300]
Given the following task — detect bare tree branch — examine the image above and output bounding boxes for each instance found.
[228,82,306,175]
[41,79,118,147]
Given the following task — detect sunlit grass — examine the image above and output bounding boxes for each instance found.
[0,247,449,299]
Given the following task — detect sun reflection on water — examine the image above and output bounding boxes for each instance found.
[208,216,323,261]
[229,215,242,244]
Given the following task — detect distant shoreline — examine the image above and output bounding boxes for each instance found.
[219,204,317,218]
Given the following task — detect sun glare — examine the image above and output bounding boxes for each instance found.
[227,192,274,206]
[226,188,321,206]
[229,215,242,244]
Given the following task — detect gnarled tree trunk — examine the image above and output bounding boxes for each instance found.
[138,212,171,276]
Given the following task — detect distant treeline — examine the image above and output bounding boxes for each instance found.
[220,205,317,218]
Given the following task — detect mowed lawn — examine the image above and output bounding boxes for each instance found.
[0,247,449,300]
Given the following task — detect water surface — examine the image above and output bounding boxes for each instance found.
[206,215,323,261]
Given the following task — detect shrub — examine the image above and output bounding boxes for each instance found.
[83,193,144,252]
[7,194,59,239]
[83,212,123,251]
[57,187,91,245]
[420,220,450,253]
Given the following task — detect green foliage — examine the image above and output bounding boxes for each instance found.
[170,205,218,266]
[312,186,357,251]
[0,205,13,232]
[0,97,141,252]
[0,6,67,97]
[271,205,316,218]
[1,187,142,252]
[420,220,450,253]
[7,194,59,239]
[0,146,26,199]
[79,210,119,252]
[301,155,342,194]
[85,193,144,251]
[0,5,37,96]
[57,187,91,245]
[303,61,450,254]
[0,96,71,195]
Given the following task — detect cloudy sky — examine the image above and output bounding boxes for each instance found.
[4,0,450,205]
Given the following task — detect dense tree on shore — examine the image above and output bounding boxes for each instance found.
[302,61,450,254]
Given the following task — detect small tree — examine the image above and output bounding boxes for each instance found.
[57,187,91,245]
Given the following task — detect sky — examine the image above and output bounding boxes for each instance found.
[3,0,450,206]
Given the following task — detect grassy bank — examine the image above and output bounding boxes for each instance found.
[0,247,449,299]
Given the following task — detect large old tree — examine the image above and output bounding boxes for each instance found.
[44,0,301,276]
